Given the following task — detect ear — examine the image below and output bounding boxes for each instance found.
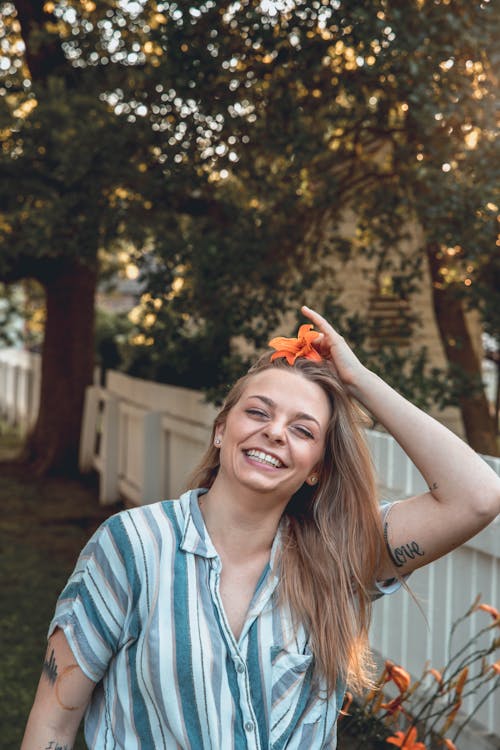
[305,464,321,486]
[214,422,225,444]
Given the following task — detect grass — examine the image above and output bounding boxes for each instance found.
[0,424,122,749]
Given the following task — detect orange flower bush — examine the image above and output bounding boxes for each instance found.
[268,324,322,365]
[337,598,500,750]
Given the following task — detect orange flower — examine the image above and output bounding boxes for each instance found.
[449,699,462,719]
[477,603,500,622]
[491,660,500,675]
[454,667,468,697]
[443,739,457,750]
[339,691,353,720]
[441,698,462,733]
[385,661,411,693]
[381,696,404,716]
[428,668,443,685]
[268,324,322,365]
[386,727,426,749]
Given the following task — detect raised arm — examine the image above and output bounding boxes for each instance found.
[21,627,95,750]
[302,305,500,578]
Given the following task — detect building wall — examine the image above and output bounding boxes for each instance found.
[303,216,487,437]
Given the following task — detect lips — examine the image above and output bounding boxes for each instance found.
[244,449,286,468]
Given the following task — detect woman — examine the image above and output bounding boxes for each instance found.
[22,306,500,749]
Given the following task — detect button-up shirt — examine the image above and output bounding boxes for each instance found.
[50,489,398,749]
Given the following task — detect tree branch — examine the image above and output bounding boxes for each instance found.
[13,0,74,85]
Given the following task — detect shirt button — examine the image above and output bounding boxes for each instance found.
[236,662,245,673]
[245,721,254,732]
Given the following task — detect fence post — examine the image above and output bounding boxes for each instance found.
[30,354,41,429]
[0,360,6,421]
[99,395,120,505]
[142,411,163,505]
[19,366,31,433]
[79,385,101,472]
[7,364,19,426]
[25,367,34,431]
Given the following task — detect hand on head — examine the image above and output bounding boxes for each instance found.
[300,306,367,390]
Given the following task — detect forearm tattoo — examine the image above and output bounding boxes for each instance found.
[44,742,71,750]
[384,521,425,568]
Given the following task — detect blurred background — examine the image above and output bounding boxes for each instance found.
[0,0,499,747]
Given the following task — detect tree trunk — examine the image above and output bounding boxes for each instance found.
[426,244,497,455]
[24,258,97,475]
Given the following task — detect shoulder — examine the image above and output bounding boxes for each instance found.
[98,494,189,557]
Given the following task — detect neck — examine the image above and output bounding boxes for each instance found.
[199,479,287,562]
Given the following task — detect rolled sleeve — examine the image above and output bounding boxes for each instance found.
[48,516,131,682]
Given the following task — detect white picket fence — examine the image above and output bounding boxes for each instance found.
[78,370,218,507]
[0,348,41,432]
[1,348,500,744]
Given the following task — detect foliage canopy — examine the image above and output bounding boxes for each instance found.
[0,0,498,468]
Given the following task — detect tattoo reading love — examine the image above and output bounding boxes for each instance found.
[392,540,425,567]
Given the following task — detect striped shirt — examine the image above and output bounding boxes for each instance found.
[50,488,400,749]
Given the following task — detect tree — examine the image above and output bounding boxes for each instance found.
[0,1,158,473]
[0,0,498,475]
[0,0,321,471]
[138,0,499,451]
[370,1,499,453]
[404,5,498,454]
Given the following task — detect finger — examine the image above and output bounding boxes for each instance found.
[301,305,329,331]
[301,307,337,358]
[301,305,337,339]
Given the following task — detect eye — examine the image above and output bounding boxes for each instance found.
[245,408,268,419]
[293,425,314,439]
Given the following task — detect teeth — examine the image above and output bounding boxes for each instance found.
[246,449,283,468]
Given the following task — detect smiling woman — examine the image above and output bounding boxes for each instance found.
[21,307,500,750]
[189,351,384,708]
[212,367,331,501]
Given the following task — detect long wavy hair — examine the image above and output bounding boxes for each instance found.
[188,353,389,694]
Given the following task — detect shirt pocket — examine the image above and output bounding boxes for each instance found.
[276,705,338,750]
[269,647,315,749]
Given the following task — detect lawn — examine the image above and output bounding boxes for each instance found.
[0,425,121,749]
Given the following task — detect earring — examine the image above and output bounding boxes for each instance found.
[214,437,221,447]
[309,475,318,485]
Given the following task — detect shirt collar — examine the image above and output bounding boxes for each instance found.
[179,488,219,559]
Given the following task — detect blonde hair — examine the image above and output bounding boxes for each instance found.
[189,354,387,694]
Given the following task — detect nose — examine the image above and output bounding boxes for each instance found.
[264,419,286,444]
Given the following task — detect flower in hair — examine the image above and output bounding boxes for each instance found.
[268,324,322,365]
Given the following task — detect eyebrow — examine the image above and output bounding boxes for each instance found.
[247,395,321,428]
